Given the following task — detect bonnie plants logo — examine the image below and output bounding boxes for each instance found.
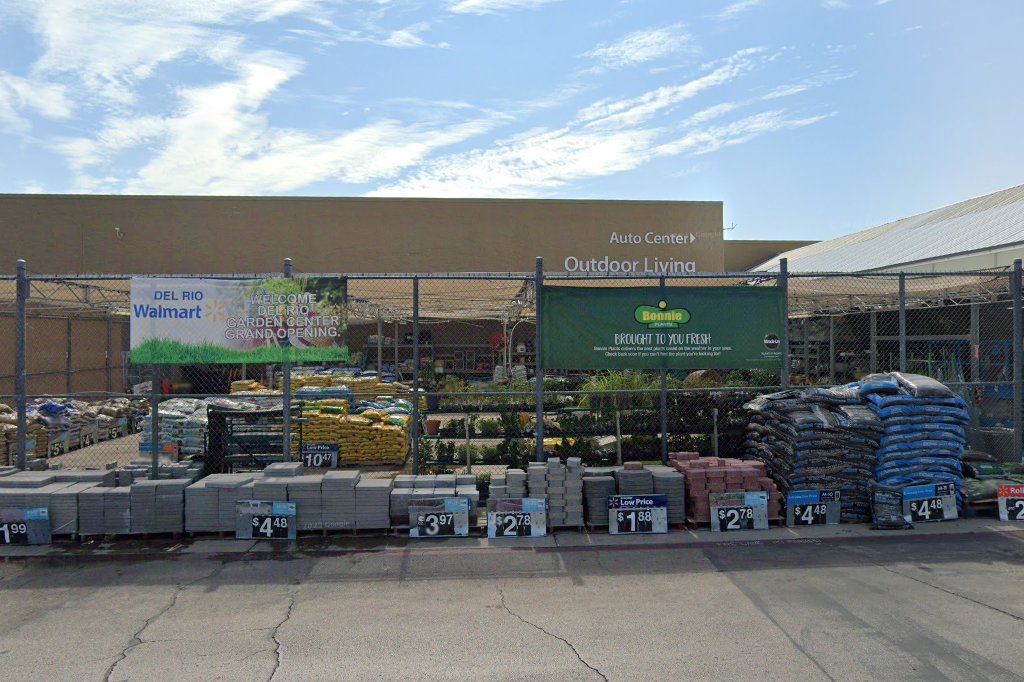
[634,300,690,329]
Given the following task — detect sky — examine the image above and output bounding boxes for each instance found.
[0,0,1022,241]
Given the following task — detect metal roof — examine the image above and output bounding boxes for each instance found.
[752,183,1024,272]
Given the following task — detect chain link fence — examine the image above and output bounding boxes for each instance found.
[2,260,1021,476]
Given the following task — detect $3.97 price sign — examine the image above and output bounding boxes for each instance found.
[0,521,29,545]
[251,514,290,539]
[416,512,456,537]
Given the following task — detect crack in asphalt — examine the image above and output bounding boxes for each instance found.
[497,586,608,681]
[103,561,227,682]
[268,562,315,682]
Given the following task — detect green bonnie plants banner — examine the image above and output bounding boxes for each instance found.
[541,286,784,370]
[130,277,349,364]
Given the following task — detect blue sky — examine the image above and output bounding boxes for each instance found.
[0,0,1021,241]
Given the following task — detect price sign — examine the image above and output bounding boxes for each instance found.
[710,492,769,533]
[108,427,122,439]
[300,443,338,468]
[49,438,67,457]
[902,483,957,523]
[236,501,296,540]
[608,495,668,535]
[997,485,1024,522]
[410,498,470,538]
[0,508,51,545]
[79,432,94,449]
[786,490,841,527]
[487,498,547,538]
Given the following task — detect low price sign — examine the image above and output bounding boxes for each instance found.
[410,498,471,538]
[786,490,841,527]
[997,485,1024,522]
[608,495,668,535]
[710,492,769,532]
[902,483,958,523]
[235,500,297,540]
[0,508,51,545]
[487,498,547,538]
[301,443,338,468]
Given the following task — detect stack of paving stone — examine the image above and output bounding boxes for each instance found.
[129,479,189,534]
[253,474,290,503]
[563,458,584,527]
[103,487,132,535]
[505,469,526,498]
[545,460,565,526]
[264,462,304,477]
[527,463,548,499]
[185,473,256,533]
[456,474,480,526]
[78,486,109,535]
[51,482,100,535]
[583,476,616,526]
[51,469,117,486]
[287,475,324,531]
[389,474,416,523]
[355,478,393,530]
[614,467,654,496]
[322,470,360,530]
[648,465,686,524]
[671,455,777,523]
[0,472,56,488]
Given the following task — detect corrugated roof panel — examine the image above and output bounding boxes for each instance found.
[753,184,1024,272]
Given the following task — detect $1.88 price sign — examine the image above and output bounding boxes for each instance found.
[251,514,290,539]
[615,509,653,533]
[0,521,29,545]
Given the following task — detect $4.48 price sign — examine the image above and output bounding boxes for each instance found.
[251,514,290,539]
[997,485,1024,522]
[786,489,841,527]
[903,483,958,523]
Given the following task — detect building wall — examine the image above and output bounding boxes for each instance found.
[2,194,725,275]
[723,239,818,272]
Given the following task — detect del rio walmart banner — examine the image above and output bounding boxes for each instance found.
[130,277,349,364]
[541,286,784,370]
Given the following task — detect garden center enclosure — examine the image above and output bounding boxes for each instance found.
[0,259,1021,476]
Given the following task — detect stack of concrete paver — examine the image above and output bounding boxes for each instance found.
[323,470,360,530]
[670,454,778,523]
[390,474,416,522]
[51,482,99,535]
[355,478,393,530]
[130,479,188,534]
[103,487,132,535]
[51,469,116,486]
[648,465,686,524]
[253,475,290,502]
[614,467,654,496]
[563,458,584,527]
[185,473,256,533]
[583,476,616,526]
[264,462,303,477]
[527,463,548,499]
[390,474,480,527]
[287,476,324,531]
[78,486,109,535]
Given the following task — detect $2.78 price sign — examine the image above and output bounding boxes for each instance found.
[251,515,290,539]
[714,506,754,532]
[492,512,532,537]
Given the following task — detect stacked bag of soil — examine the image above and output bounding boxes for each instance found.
[744,385,881,522]
[859,373,968,507]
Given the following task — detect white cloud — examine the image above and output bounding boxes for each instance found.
[584,24,694,70]
[762,69,854,100]
[448,0,562,15]
[21,183,45,194]
[657,110,835,156]
[716,0,764,21]
[0,71,74,131]
[821,0,849,7]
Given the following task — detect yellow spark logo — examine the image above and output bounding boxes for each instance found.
[204,299,226,321]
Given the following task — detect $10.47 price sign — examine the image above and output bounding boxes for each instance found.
[300,443,338,468]
[487,498,547,538]
[608,495,668,535]
[902,483,958,523]
[710,492,769,533]
[997,485,1024,522]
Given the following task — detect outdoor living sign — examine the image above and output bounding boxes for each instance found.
[130,277,348,364]
[540,286,784,370]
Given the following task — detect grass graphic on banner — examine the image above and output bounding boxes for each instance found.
[131,339,350,364]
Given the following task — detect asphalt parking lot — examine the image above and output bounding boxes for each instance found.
[2,522,1024,681]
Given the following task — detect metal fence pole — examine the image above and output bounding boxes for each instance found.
[150,365,160,479]
[534,257,545,462]
[106,311,113,393]
[660,274,668,465]
[779,258,789,389]
[828,316,835,385]
[1013,260,1022,462]
[65,317,73,393]
[898,272,907,373]
[15,259,28,470]
[412,276,421,474]
[282,258,293,462]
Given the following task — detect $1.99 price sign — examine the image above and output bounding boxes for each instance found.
[0,508,50,545]
[997,485,1024,522]
[0,521,29,544]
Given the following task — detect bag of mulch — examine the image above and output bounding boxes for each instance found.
[870,482,913,530]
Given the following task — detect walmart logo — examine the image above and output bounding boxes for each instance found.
[634,300,690,329]
[204,300,226,322]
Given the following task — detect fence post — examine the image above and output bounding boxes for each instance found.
[1013,260,1022,462]
[660,274,668,465]
[534,257,545,462]
[282,258,293,462]
[898,272,907,373]
[779,258,789,388]
[15,259,28,470]
[412,276,421,475]
[106,311,113,393]
[65,317,73,393]
[150,365,160,479]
